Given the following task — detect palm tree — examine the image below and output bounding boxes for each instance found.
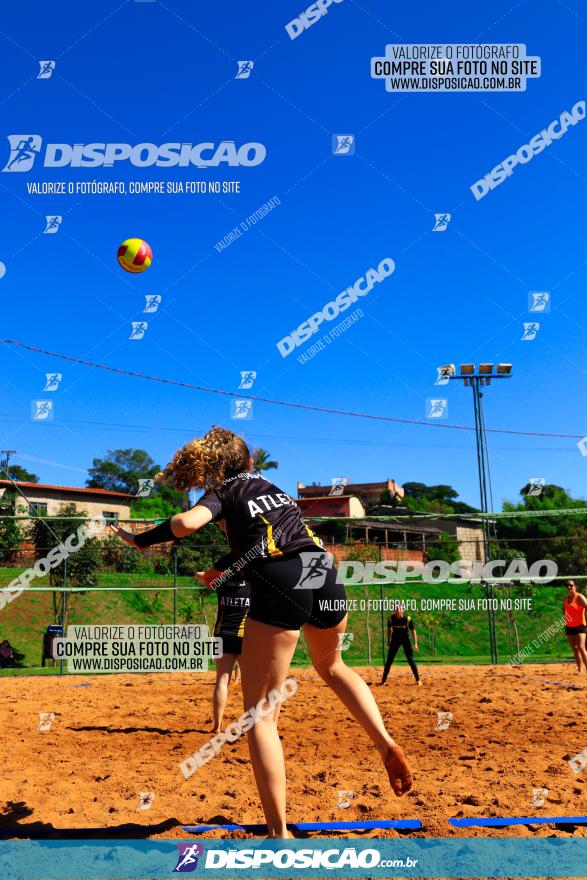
[253,448,278,473]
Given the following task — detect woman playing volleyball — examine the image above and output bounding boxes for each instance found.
[564,580,587,673]
[195,544,251,733]
[111,426,412,838]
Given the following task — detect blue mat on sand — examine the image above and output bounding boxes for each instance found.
[449,815,587,827]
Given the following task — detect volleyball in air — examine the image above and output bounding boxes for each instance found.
[117,238,152,274]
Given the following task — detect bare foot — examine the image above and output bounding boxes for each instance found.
[384,743,413,797]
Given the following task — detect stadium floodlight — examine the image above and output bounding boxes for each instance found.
[447,361,514,665]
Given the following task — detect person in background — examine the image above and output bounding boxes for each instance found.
[196,539,251,733]
[380,605,421,686]
[564,580,587,673]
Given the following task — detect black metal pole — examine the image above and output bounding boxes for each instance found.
[471,379,497,664]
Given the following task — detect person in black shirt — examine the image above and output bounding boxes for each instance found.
[195,545,251,733]
[111,425,413,837]
[380,606,421,686]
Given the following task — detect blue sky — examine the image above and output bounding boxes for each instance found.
[0,0,585,508]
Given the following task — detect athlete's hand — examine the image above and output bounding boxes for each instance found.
[195,568,222,588]
[109,523,139,548]
[414,644,419,653]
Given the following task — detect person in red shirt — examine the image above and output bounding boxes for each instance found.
[563,580,587,673]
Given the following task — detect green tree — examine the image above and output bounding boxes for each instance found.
[87,448,186,515]
[87,449,159,494]
[30,503,101,625]
[417,610,457,656]
[174,524,229,576]
[498,484,587,569]
[426,533,460,564]
[253,448,278,473]
[401,482,477,514]
[7,465,39,483]
[0,490,24,563]
[131,493,182,521]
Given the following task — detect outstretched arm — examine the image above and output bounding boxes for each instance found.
[110,505,213,549]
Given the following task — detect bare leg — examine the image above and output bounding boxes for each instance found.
[303,615,413,796]
[212,653,238,733]
[576,633,587,672]
[567,635,583,672]
[239,618,299,838]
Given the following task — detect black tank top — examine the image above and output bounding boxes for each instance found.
[197,471,322,563]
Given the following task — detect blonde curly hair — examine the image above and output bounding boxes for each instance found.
[156,426,251,491]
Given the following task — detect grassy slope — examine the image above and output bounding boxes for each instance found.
[0,569,571,673]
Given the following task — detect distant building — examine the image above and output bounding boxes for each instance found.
[298,479,404,508]
[294,483,487,564]
[295,495,366,519]
[369,505,487,563]
[0,480,133,528]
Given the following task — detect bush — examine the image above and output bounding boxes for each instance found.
[101,534,152,573]
[153,555,173,575]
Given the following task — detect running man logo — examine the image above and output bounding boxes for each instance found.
[294,551,333,589]
[435,711,453,731]
[3,135,42,172]
[236,61,254,79]
[136,791,155,811]
[44,215,62,234]
[136,478,155,498]
[526,477,545,497]
[332,134,355,155]
[329,477,348,496]
[144,294,162,313]
[426,398,448,419]
[529,291,551,313]
[530,786,549,807]
[432,213,451,232]
[31,400,54,421]
[231,399,253,420]
[337,789,355,808]
[568,747,587,775]
[521,322,540,341]
[435,366,453,386]
[336,632,354,651]
[37,60,56,79]
[38,712,55,732]
[44,373,62,391]
[130,322,148,340]
[239,371,256,389]
[174,843,204,873]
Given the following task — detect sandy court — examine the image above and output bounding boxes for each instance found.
[1,663,586,843]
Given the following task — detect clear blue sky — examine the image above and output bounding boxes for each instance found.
[0,0,585,508]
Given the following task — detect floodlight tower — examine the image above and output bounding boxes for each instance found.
[436,363,513,664]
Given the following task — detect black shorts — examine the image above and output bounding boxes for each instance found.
[217,634,243,655]
[247,551,348,631]
[566,625,587,636]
